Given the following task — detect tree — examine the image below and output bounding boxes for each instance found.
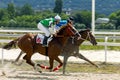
[20,3,34,15]
[0,9,6,20]
[109,10,120,29]
[53,0,63,14]
[7,3,15,19]
[0,9,9,21]
[72,10,92,28]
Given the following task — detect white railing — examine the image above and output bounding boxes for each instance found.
[0,30,120,49]
[0,29,42,33]
[94,31,120,35]
[0,30,120,46]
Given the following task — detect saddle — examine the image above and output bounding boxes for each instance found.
[36,34,52,45]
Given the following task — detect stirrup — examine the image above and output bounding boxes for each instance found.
[42,36,49,47]
[42,44,48,47]
[42,41,48,47]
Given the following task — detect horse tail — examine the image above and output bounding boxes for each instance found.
[2,38,19,50]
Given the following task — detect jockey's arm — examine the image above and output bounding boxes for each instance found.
[49,21,53,27]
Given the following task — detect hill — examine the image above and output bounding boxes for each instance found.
[0,0,120,15]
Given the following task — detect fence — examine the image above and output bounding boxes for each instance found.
[0,30,120,65]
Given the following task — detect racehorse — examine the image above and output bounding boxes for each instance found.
[61,29,98,74]
[3,23,79,72]
[9,29,98,74]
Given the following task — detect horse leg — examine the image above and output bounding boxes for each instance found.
[11,51,24,65]
[63,55,69,74]
[37,57,54,71]
[23,54,43,73]
[49,58,55,71]
[15,51,24,62]
[53,56,63,71]
[74,53,99,68]
[14,51,24,65]
[23,54,35,67]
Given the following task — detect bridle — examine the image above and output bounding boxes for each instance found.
[80,32,92,42]
[71,31,92,44]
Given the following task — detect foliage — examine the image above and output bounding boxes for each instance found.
[96,23,115,30]
[7,3,15,19]
[74,23,86,29]
[72,10,92,28]
[0,9,9,20]
[0,2,69,29]
[1,2,120,30]
[117,25,120,30]
[20,3,34,15]
[53,0,63,14]
[1,0,120,15]
[109,10,120,29]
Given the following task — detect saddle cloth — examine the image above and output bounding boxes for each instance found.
[36,34,53,44]
[36,34,44,44]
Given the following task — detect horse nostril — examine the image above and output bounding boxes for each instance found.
[92,42,97,45]
[95,42,97,45]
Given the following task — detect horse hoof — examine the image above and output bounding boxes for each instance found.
[38,71,42,73]
[97,65,101,68]
[1,71,6,76]
[49,69,52,72]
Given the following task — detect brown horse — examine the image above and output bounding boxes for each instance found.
[61,29,98,74]
[9,29,98,74]
[3,23,79,72]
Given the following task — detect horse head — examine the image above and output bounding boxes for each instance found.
[79,29,97,45]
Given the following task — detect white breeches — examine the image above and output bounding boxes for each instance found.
[37,23,51,37]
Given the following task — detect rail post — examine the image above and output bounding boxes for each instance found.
[1,48,4,66]
[104,36,108,63]
[113,34,116,42]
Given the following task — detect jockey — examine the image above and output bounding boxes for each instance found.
[37,14,61,47]
[54,16,81,39]
[54,16,74,32]
[54,20,67,33]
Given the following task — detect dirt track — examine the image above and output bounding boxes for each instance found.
[1,49,120,63]
[0,49,120,80]
[0,70,120,80]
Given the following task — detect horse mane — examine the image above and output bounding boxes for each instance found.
[56,25,66,35]
[79,29,90,34]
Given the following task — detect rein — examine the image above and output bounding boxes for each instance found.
[56,35,64,37]
[72,31,91,42]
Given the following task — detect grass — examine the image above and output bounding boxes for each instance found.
[0,43,120,50]
[66,62,120,74]
[80,45,120,50]
[1,60,120,74]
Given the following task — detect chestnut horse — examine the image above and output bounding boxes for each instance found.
[61,29,98,74]
[14,29,98,74]
[3,23,79,72]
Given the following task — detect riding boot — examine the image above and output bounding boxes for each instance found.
[43,36,49,47]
